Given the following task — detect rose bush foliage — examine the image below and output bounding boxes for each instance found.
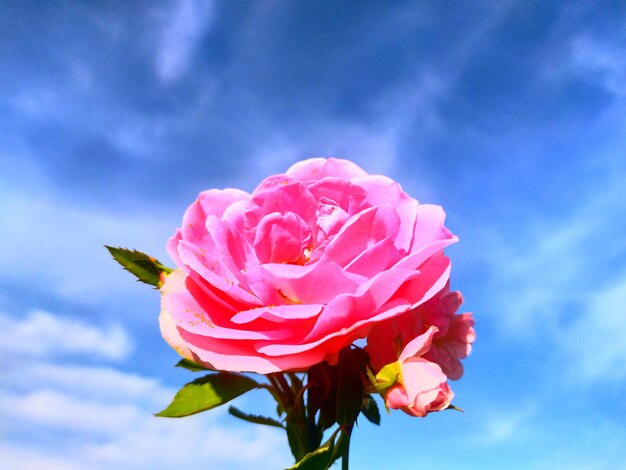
[160,158,460,374]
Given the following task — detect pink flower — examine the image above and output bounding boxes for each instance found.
[160,158,458,374]
[366,283,475,380]
[384,327,454,417]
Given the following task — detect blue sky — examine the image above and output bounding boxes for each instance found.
[1,1,625,468]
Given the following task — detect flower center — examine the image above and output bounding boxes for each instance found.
[253,211,313,264]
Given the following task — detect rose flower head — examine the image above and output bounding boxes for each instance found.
[160,158,458,374]
[366,283,475,380]
[376,327,454,417]
[365,282,474,417]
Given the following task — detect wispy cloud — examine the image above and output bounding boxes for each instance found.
[0,443,83,470]
[561,276,626,382]
[571,33,626,98]
[1,389,143,435]
[0,310,131,361]
[0,311,289,470]
[471,405,537,446]
[5,361,171,405]
[156,0,215,83]
[480,133,626,387]
[485,213,594,334]
[0,387,288,469]
[237,68,452,204]
[0,160,174,306]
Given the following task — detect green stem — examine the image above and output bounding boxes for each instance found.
[276,373,295,405]
[287,374,311,456]
[270,372,313,462]
[342,426,352,470]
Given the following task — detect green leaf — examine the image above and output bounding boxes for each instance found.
[360,394,381,425]
[336,349,365,427]
[156,373,259,418]
[105,246,173,288]
[286,427,344,470]
[175,358,210,372]
[285,445,333,470]
[228,406,285,429]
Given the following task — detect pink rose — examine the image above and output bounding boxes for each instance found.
[160,158,458,373]
[366,283,475,380]
[384,327,454,417]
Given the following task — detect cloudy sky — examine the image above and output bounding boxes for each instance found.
[1,1,625,468]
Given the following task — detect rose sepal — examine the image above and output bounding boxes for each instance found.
[105,246,173,288]
[175,358,211,372]
[367,361,404,399]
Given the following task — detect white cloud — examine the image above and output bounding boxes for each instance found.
[471,404,537,446]
[561,277,626,382]
[242,123,401,188]
[485,215,594,334]
[571,34,626,98]
[81,413,287,470]
[1,389,142,435]
[156,0,215,83]
[0,310,131,361]
[0,443,83,470]
[0,310,290,470]
[4,361,172,406]
[479,133,626,386]
[110,115,169,159]
[240,69,449,203]
[527,419,626,470]
[0,165,174,306]
[0,387,289,470]
[237,4,517,205]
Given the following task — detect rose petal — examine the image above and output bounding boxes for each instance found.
[162,270,282,340]
[242,261,364,306]
[307,178,369,216]
[286,157,368,181]
[206,215,257,272]
[385,385,410,410]
[407,204,456,255]
[400,358,447,403]
[315,197,350,238]
[320,205,401,268]
[257,259,449,356]
[179,329,327,374]
[178,240,261,306]
[352,174,418,251]
[438,289,461,313]
[180,188,250,248]
[344,237,402,278]
[159,307,194,361]
[231,304,324,324]
[245,181,317,237]
[399,326,437,362]
[253,212,312,264]
[166,229,184,268]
